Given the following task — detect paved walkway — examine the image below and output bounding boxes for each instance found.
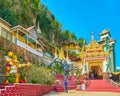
[44,90,120,96]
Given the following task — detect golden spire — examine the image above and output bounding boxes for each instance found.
[59,47,65,59]
[82,39,86,51]
[66,50,69,60]
[83,39,86,45]
[91,32,94,41]
[54,46,57,58]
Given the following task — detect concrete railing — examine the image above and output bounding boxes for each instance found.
[0,36,53,65]
[109,79,120,88]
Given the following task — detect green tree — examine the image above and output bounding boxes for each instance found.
[77,38,86,47]
[69,32,77,41]
[0,7,18,26]
[60,30,70,44]
[0,0,85,57]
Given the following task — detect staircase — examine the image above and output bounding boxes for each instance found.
[0,83,54,96]
[86,80,120,92]
[0,83,14,90]
[54,74,78,92]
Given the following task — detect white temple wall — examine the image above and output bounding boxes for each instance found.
[86,62,88,73]
[103,61,107,72]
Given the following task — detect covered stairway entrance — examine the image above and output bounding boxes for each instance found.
[88,60,103,79]
[89,65,103,79]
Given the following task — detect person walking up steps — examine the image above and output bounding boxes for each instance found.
[64,79,68,93]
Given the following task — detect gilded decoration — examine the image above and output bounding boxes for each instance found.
[99,29,110,36]
[62,42,80,50]
[79,39,109,58]
[88,60,103,71]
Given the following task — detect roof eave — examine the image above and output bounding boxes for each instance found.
[0,17,12,27]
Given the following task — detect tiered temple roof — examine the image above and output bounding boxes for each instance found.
[80,33,109,58]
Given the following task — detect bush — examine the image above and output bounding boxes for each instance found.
[19,66,28,81]
[27,65,55,85]
[8,73,16,83]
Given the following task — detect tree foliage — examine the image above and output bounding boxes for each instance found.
[0,7,18,26]
[77,38,86,47]
[0,0,85,46]
[0,0,86,85]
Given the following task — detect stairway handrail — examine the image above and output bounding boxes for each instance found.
[107,79,120,88]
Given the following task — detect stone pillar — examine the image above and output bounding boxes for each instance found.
[110,46,115,72]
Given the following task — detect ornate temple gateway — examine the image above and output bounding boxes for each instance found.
[79,29,115,79]
[55,29,115,79]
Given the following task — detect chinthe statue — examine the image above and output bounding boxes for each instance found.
[5,51,31,84]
